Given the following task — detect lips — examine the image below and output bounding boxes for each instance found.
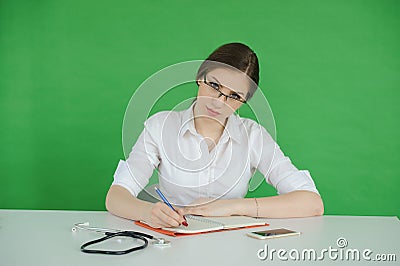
[206,106,221,116]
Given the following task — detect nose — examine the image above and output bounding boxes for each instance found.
[212,94,226,108]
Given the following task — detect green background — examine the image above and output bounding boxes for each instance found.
[1,0,399,217]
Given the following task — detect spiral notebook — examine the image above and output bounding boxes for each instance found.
[135,215,269,236]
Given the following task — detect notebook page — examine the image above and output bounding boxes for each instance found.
[162,215,223,234]
[206,216,267,229]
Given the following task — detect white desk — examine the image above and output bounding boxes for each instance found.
[0,210,398,265]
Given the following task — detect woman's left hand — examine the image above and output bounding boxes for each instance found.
[182,198,241,217]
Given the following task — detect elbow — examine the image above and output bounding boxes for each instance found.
[294,191,324,217]
[105,188,114,213]
[105,189,120,218]
[312,194,324,216]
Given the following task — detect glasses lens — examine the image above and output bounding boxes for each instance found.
[204,75,245,103]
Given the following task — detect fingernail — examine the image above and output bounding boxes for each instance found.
[182,221,188,227]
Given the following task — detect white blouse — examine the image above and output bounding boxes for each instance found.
[112,103,319,206]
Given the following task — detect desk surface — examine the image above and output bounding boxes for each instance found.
[0,210,398,266]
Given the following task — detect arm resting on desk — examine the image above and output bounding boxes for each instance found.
[106,185,152,221]
[106,185,186,228]
[252,190,324,218]
[184,190,324,218]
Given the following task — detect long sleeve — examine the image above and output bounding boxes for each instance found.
[111,120,161,197]
[250,122,319,195]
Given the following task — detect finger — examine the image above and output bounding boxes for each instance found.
[160,204,182,221]
[149,213,169,228]
[151,203,179,227]
[157,206,181,227]
[175,207,187,217]
[152,211,179,228]
[174,207,189,226]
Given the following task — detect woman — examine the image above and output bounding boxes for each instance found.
[106,42,324,228]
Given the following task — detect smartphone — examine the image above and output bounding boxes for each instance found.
[247,228,300,240]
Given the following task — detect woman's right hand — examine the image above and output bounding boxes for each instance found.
[147,202,186,228]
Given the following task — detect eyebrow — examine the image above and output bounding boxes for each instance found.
[208,75,245,96]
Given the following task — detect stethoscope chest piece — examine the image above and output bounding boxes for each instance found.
[152,238,171,247]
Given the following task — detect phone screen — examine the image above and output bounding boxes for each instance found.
[253,228,298,236]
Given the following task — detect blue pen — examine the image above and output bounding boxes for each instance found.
[155,187,188,226]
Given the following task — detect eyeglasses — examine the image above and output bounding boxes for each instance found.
[202,74,247,103]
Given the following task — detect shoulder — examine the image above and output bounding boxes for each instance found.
[237,116,259,129]
[236,116,275,143]
[144,110,183,132]
[237,116,271,134]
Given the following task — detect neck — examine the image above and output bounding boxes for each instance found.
[193,104,226,136]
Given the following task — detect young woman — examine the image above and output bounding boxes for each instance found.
[106,42,324,228]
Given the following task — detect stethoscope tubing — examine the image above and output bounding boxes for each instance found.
[80,231,150,255]
[73,222,169,255]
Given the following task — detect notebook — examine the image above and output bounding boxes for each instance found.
[135,215,269,236]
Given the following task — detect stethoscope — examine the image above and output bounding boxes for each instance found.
[72,222,171,255]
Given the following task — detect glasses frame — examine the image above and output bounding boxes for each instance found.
[202,74,247,104]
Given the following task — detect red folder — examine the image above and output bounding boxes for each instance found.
[135,220,269,237]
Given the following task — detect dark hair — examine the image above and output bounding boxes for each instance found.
[196,42,259,100]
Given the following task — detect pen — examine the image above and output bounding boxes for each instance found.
[155,187,188,227]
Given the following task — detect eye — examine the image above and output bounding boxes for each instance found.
[209,82,220,90]
[229,93,242,100]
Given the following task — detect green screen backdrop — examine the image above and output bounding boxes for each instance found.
[1,0,399,217]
